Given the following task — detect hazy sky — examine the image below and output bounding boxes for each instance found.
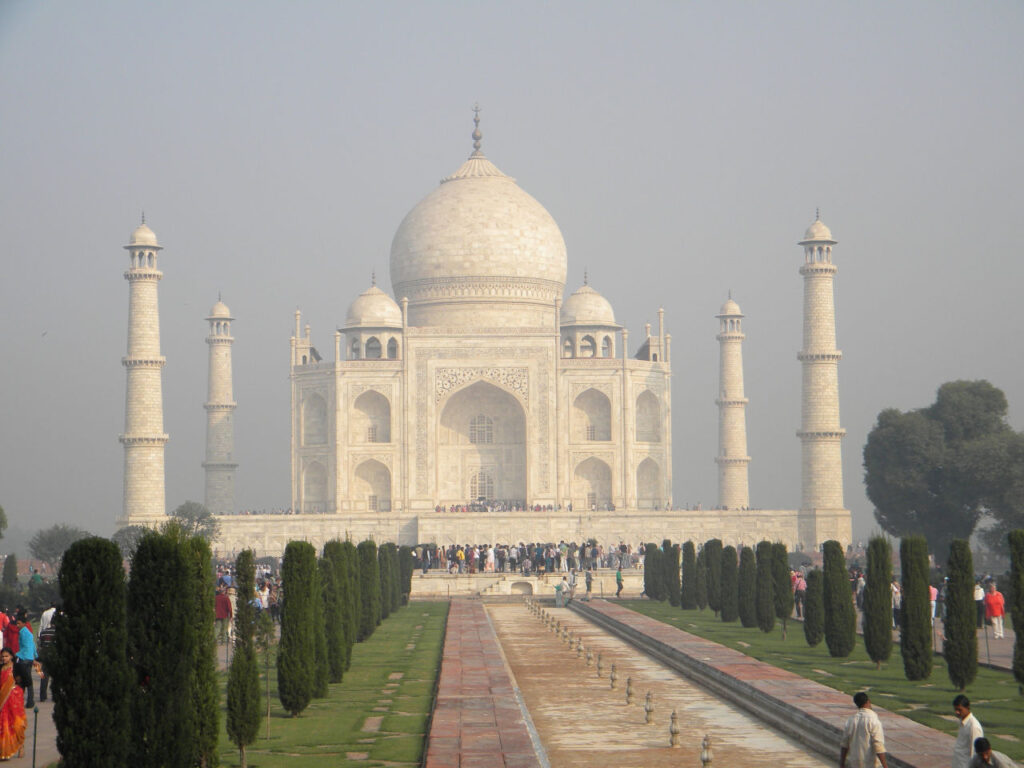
[1,2,1022,544]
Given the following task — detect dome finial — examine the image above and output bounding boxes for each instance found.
[583,268,589,286]
[141,210,145,225]
[728,288,732,300]
[371,269,377,287]
[471,103,483,156]
[815,207,820,221]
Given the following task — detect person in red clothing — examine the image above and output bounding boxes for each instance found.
[0,611,17,655]
[983,583,1006,639]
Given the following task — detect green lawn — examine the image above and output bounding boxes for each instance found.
[623,601,1024,761]
[216,602,448,768]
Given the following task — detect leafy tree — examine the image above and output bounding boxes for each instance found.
[112,525,149,560]
[720,545,738,622]
[321,542,347,683]
[53,538,131,767]
[664,540,681,607]
[755,541,774,633]
[226,550,261,768]
[1007,530,1024,689]
[803,569,825,646]
[357,540,381,640]
[169,500,220,541]
[128,531,196,767]
[681,541,697,609]
[278,541,317,716]
[2,554,17,587]
[695,547,707,610]
[312,558,329,698]
[643,543,663,600]
[738,546,757,627]
[822,540,856,657]
[771,542,793,639]
[864,380,1019,562]
[704,539,723,616]
[899,536,932,680]
[863,536,893,669]
[944,539,977,690]
[29,523,92,565]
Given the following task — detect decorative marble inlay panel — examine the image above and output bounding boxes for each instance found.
[571,381,613,400]
[434,367,529,404]
[350,382,393,399]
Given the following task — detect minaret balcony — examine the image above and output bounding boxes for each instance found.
[715,397,749,406]
[796,429,846,439]
[119,433,169,445]
[206,336,235,345]
[797,351,842,362]
[714,456,751,464]
[124,268,163,281]
[799,264,838,277]
[204,402,237,411]
[122,356,166,368]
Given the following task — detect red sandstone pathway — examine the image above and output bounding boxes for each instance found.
[585,599,959,768]
[424,600,543,768]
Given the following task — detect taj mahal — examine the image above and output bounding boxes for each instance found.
[116,113,852,556]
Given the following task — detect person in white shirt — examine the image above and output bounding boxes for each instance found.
[840,692,889,768]
[38,602,56,635]
[953,695,984,768]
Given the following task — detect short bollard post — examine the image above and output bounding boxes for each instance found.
[576,638,583,658]
[643,691,654,724]
[625,676,634,705]
[669,709,680,747]
[609,663,617,690]
[700,734,713,767]
[596,652,603,677]
[586,649,593,667]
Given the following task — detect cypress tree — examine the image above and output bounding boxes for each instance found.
[755,541,774,633]
[643,543,662,600]
[321,541,347,682]
[822,540,856,657]
[357,540,381,640]
[803,569,825,646]
[738,546,757,627]
[771,543,794,639]
[863,536,893,669]
[378,544,393,619]
[226,550,261,768]
[1009,529,1024,690]
[681,541,697,609]
[2,553,17,587]
[944,539,977,690]
[899,536,932,680]
[399,545,414,604]
[128,531,196,767]
[53,537,131,767]
[388,543,401,613]
[720,545,739,622]
[340,540,360,665]
[278,540,317,716]
[664,541,681,607]
[312,558,329,698]
[183,535,219,768]
[695,547,708,610]
[705,539,723,616]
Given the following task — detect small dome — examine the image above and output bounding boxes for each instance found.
[718,298,742,317]
[345,284,402,329]
[561,283,616,326]
[209,300,232,318]
[801,217,835,244]
[129,222,159,247]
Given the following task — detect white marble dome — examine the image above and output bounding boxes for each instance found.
[562,283,616,326]
[801,217,835,243]
[129,222,159,247]
[345,284,402,328]
[718,298,742,316]
[389,140,567,327]
[209,299,232,318]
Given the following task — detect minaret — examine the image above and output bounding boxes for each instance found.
[715,296,750,510]
[203,297,237,515]
[118,217,168,527]
[797,213,847,546]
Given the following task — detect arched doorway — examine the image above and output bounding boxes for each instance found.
[354,459,391,512]
[635,391,661,442]
[636,458,662,509]
[302,461,327,513]
[438,380,526,506]
[352,390,391,443]
[573,388,611,442]
[574,457,611,511]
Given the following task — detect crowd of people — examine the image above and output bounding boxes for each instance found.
[410,541,643,575]
[0,602,55,760]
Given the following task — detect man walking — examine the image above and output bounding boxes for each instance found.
[584,567,594,601]
[839,692,889,768]
[15,613,36,708]
[615,566,624,598]
[953,695,984,768]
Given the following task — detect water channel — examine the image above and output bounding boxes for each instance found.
[488,604,831,767]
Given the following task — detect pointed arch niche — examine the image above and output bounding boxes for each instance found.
[353,459,391,512]
[636,457,662,510]
[573,388,611,442]
[573,456,611,511]
[635,391,661,443]
[352,390,391,443]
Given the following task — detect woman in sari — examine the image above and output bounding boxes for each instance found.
[0,648,25,760]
